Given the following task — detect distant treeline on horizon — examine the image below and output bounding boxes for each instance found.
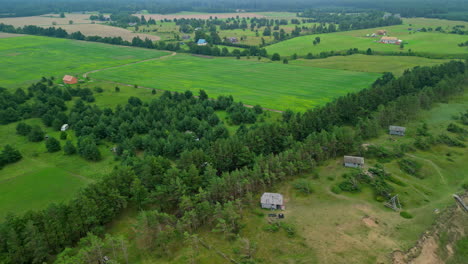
[0,0,467,21]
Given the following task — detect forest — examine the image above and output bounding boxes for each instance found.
[0,58,465,263]
[1,0,467,21]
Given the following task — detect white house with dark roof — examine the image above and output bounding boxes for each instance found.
[344,156,365,168]
[261,193,284,210]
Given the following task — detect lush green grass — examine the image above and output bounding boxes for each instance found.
[290,54,452,76]
[0,35,169,87]
[266,18,468,57]
[0,117,118,219]
[90,54,380,111]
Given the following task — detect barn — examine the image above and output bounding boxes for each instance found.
[389,125,406,136]
[344,156,365,168]
[63,75,78,84]
[379,36,401,44]
[261,192,284,210]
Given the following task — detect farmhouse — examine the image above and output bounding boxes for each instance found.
[197,39,207,46]
[261,192,284,210]
[389,125,406,136]
[227,37,238,43]
[376,30,387,35]
[63,75,78,84]
[182,35,191,40]
[344,156,365,168]
[379,36,401,44]
[60,124,69,131]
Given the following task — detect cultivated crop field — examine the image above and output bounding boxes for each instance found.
[290,54,452,76]
[0,35,169,87]
[267,18,468,57]
[90,54,380,111]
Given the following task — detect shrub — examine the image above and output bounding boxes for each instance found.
[263,223,280,233]
[45,137,61,153]
[398,158,423,178]
[28,125,45,142]
[331,185,342,194]
[16,122,32,136]
[438,134,466,147]
[60,131,67,140]
[292,178,313,195]
[63,141,76,155]
[400,211,413,219]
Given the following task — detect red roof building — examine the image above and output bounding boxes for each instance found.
[63,75,78,84]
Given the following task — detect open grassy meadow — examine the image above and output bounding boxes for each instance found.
[290,54,452,76]
[267,18,468,57]
[90,54,380,111]
[0,35,169,87]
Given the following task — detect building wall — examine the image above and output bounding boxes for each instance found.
[344,162,362,168]
[389,130,404,136]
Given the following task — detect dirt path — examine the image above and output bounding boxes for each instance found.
[82,51,177,78]
[405,153,447,184]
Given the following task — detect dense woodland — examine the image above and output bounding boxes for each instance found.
[1,0,467,21]
[0,59,466,263]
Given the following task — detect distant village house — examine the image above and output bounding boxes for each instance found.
[182,35,191,40]
[379,36,401,44]
[389,126,406,136]
[344,156,365,168]
[376,30,387,35]
[63,75,78,84]
[197,39,207,46]
[261,192,284,210]
[227,37,238,43]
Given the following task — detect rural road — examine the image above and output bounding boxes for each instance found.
[83,51,284,113]
[82,51,177,78]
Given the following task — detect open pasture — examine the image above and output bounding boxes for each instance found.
[90,54,380,111]
[290,54,452,76]
[267,19,468,57]
[0,35,169,87]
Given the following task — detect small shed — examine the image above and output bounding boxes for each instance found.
[60,124,69,131]
[227,37,238,43]
[182,35,191,40]
[344,156,365,168]
[379,36,401,44]
[197,39,207,46]
[63,75,78,84]
[376,30,387,35]
[261,192,284,210]
[389,125,406,136]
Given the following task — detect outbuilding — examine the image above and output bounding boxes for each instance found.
[389,125,406,136]
[261,192,284,210]
[63,75,78,84]
[379,36,401,44]
[60,124,69,131]
[344,156,365,168]
[197,39,207,46]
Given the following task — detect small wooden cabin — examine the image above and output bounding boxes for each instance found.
[344,156,365,168]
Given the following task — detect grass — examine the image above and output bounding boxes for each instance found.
[290,54,452,76]
[90,54,380,111]
[0,35,169,88]
[266,18,468,57]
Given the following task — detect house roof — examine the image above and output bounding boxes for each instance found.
[63,75,76,82]
[344,156,365,164]
[389,125,406,132]
[261,192,283,205]
[380,36,398,41]
[197,39,207,44]
[61,124,69,129]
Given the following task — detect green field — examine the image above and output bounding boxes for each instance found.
[0,35,169,87]
[290,54,452,76]
[267,18,468,57]
[90,54,380,111]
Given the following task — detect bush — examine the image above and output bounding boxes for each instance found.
[400,211,413,219]
[263,223,280,233]
[63,141,76,155]
[45,137,61,152]
[331,185,342,194]
[28,125,45,142]
[338,181,361,193]
[292,178,313,195]
[398,158,423,178]
[16,122,32,136]
[60,131,67,140]
[438,134,466,147]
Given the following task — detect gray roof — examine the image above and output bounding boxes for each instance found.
[389,126,406,132]
[344,155,364,164]
[261,192,283,205]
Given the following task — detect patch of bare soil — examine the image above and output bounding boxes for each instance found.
[0,14,93,27]
[53,24,160,41]
[139,12,264,20]
[362,216,378,227]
